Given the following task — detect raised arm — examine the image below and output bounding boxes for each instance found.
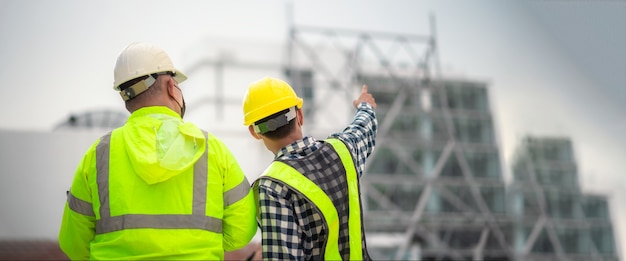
[330,84,378,177]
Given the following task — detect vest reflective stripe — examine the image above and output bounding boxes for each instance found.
[326,138,363,260]
[257,138,365,260]
[94,131,223,234]
[192,140,208,216]
[95,214,223,234]
[67,192,94,217]
[224,178,251,207]
[96,132,112,218]
[262,162,342,261]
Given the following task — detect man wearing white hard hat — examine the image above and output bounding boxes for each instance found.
[58,42,257,260]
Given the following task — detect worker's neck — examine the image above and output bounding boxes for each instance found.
[267,131,304,155]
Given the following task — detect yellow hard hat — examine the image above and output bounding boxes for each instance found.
[242,77,303,127]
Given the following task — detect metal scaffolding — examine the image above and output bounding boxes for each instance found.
[285,14,514,260]
[284,18,619,260]
[509,137,618,261]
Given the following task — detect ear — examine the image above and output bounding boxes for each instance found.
[296,108,304,126]
[248,125,262,140]
[165,78,177,94]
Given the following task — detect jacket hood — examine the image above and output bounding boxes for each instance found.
[122,106,205,185]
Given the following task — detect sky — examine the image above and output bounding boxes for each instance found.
[0,0,624,255]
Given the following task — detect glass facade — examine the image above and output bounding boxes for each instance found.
[285,25,619,261]
[358,74,512,260]
[509,137,618,260]
[356,75,618,260]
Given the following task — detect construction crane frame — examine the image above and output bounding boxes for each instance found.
[285,14,515,260]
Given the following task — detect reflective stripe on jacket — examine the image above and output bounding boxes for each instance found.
[59,106,256,260]
[253,138,367,260]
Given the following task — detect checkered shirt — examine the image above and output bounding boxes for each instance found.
[257,102,377,260]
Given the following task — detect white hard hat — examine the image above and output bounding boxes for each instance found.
[113,42,188,91]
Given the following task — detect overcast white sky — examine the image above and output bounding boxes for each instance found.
[1,0,624,255]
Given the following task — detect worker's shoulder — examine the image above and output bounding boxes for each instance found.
[203,131,236,150]
[202,130,221,141]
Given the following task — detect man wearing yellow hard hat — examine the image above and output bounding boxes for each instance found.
[242,77,378,260]
[58,42,257,260]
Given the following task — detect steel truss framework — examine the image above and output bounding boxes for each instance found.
[285,15,515,260]
[284,16,619,261]
[165,12,618,261]
[510,137,618,261]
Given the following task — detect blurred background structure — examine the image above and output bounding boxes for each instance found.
[0,1,624,260]
[53,109,127,131]
[283,16,619,260]
[286,16,516,260]
[509,137,617,260]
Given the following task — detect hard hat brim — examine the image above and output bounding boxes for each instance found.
[113,69,188,91]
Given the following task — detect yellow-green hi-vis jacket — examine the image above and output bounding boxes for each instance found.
[58,106,257,260]
[253,138,365,260]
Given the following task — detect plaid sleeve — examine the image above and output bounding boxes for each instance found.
[329,102,378,177]
[258,178,303,260]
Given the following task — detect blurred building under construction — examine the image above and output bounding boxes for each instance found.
[279,15,619,260]
[283,15,619,261]
[54,15,619,261]
[509,137,617,260]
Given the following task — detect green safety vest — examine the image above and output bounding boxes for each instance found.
[61,122,254,260]
[254,138,365,260]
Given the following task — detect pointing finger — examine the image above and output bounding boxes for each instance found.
[361,84,368,94]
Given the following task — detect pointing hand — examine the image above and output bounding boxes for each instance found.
[352,85,376,109]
